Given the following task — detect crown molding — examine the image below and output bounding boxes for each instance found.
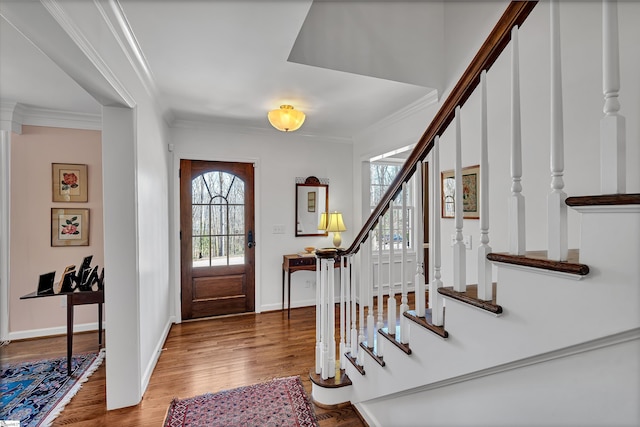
[0,101,101,131]
[0,101,25,134]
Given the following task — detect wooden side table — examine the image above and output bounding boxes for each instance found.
[21,289,104,375]
[282,254,317,319]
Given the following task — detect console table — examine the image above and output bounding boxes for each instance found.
[21,289,104,375]
[282,253,342,319]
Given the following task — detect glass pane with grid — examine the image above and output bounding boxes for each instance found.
[191,171,245,267]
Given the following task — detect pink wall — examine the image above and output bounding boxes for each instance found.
[10,125,103,335]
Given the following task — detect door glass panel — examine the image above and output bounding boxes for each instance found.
[191,171,245,267]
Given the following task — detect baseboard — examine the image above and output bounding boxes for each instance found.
[141,316,174,393]
[8,322,104,341]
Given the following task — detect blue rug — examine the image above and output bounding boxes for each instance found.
[1,349,104,427]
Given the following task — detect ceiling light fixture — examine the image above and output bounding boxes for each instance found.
[268,105,305,132]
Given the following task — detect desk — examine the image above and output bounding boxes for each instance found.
[282,253,342,319]
[21,290,104,375]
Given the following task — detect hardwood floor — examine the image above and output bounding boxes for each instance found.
[1,306,365,427]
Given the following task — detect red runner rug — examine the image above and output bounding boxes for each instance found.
[163,376,319,427]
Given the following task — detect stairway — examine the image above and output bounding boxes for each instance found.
[310,1,640,425]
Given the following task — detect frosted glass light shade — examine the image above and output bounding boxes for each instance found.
[268,105,306,132]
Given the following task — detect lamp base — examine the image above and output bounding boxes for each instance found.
[332,232,342,248]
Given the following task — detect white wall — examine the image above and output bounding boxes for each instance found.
[170,124,353,314]
[360,333,640,427]
[9,125,103,337]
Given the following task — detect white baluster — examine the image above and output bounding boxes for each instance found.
[414,161,426,317]
[350,257,358,360]
[339,255,346,367]
[328,257,336,378]
[509,25,526,255]
[387,200,397,335]
[400,183,409,344]
[366,231,375,347]
[315,255,322,374]
[431,137,444,326]
[601,0,626,194]
[320,258,329,379]
[453,106,466,292]
[344,254,351,358]
[376,221,384,357]
[478,70,493,301]
[357,256,366,365]
[548,0,568,262]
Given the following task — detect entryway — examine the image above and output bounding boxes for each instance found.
[179,160,255,319]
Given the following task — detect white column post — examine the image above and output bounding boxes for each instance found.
[339,255,347,367]
[328,257,336,378]
[0,129,11,342]
[430,137,444,326]
[344,254,351,358]
[315,256,322,374]
[478,70,493,301]
[387,200,397,334]
[320,258,329,379]
[548,0,568,262]
[453,106,467,292]
[509,25,526,255]
[414,161,426,317]
[601,0,626,194]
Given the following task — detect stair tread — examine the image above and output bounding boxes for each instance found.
[309,368,352,388]
[487,249,589,275]
[438,284,502,314]
[360,341,385,367]
[345,353,365,375]
[404,309,449,338]
[566,193,640,207]
[379,326,412,355]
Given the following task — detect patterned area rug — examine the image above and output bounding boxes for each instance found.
[163,376,319,427]
[1,350,105,427]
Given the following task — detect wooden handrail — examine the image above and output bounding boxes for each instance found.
[344,1,538,256]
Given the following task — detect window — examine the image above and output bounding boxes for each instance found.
[370,162,413,252]
[191,171,245,267]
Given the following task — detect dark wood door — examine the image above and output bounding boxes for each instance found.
[180,160,255,319]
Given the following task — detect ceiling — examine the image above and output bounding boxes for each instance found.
[0,1,474,141]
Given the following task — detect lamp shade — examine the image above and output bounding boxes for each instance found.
[318,211,328,231]
[326,212,346,232]
[268,105,305,132]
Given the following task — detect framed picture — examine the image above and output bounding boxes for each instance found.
[52,163,88,202]
[51,208,90,246]
[307,191,316,212]
[441,165,480,219]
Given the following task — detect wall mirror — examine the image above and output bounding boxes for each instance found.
[295,176,328,237]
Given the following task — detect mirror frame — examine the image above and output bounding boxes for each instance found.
[295,176,329,237]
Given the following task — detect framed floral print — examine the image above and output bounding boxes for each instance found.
[52,163,88,202]
[51,208,89,247]
[441,165,480,219]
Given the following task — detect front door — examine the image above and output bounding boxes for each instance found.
[180,160,255,320]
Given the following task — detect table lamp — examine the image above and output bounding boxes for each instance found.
[326,211,346,248]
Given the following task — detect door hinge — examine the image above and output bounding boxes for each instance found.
[179,231,182,240]
[179,168,181,178]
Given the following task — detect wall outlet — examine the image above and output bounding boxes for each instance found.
[272,224,285,234]
[60,297,67,308]
[451,234,472,250]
